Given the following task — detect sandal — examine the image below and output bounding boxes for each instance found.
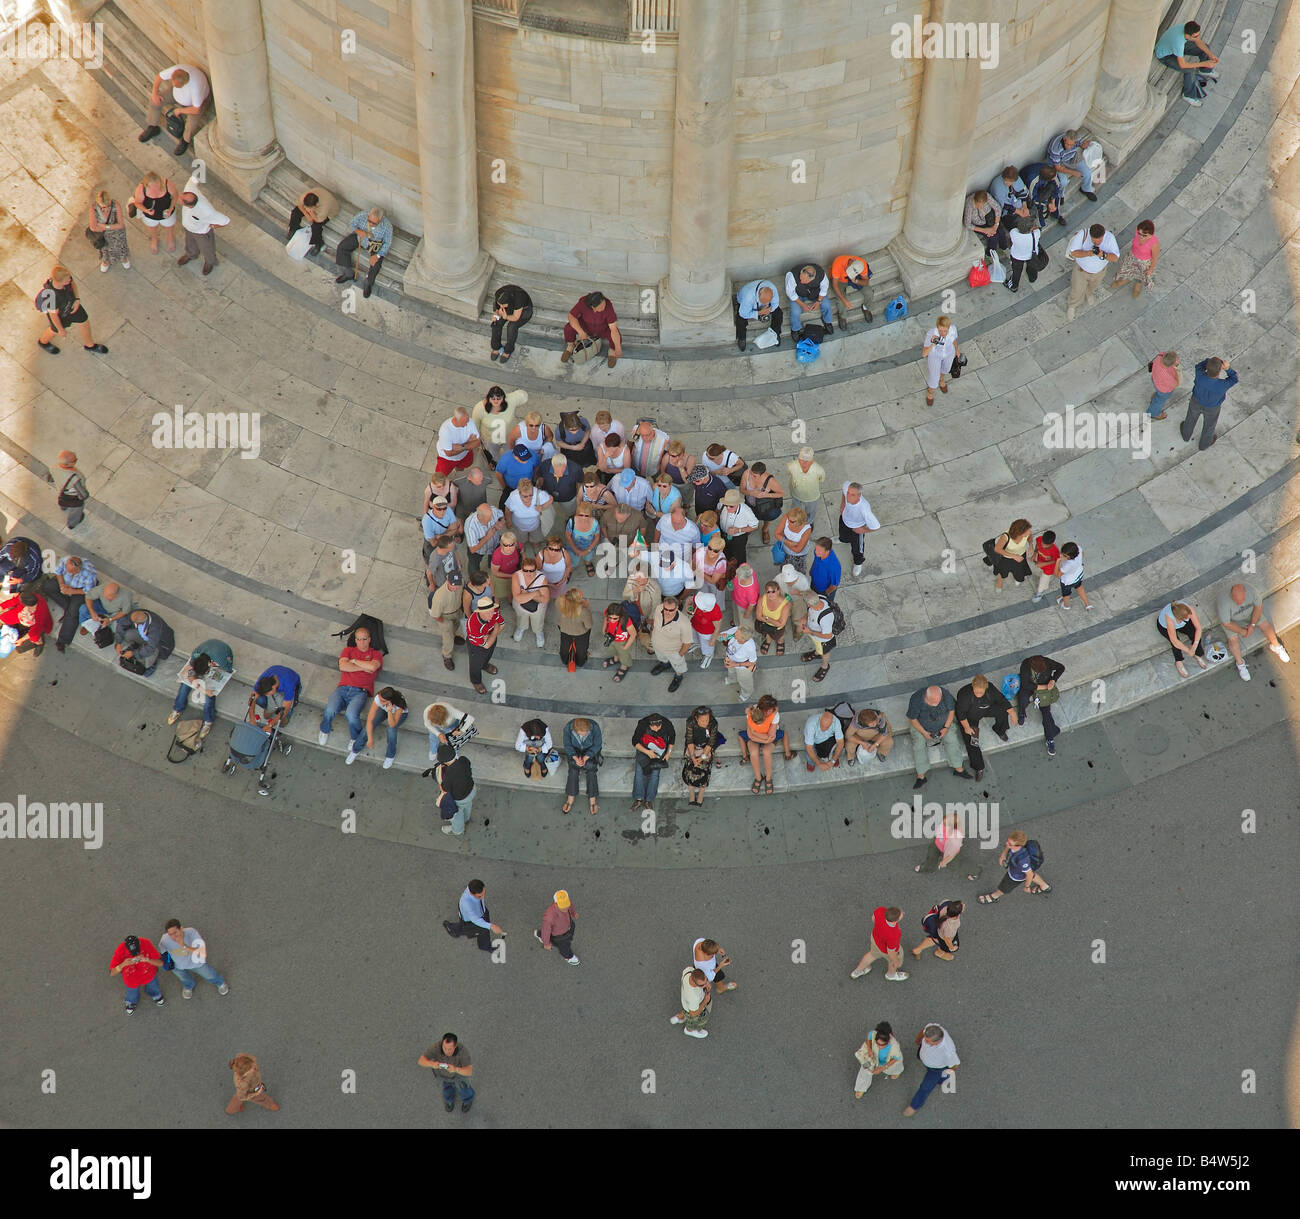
[602,657,619,669]
[751,779,762,795]
[612,666,629,682]
[978,893,1000,904]
[925,390,934,406]
[764,778,774,795]
[585,561,596,576]
[939,380,948,394]
[812,666,829,682]
[561,797,574,814]
[1028,884,1052,896]
[775,639,785,656]
[760,638,772,655]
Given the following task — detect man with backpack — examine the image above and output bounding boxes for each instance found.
[801,591,842,683]
[976,830,1051,902]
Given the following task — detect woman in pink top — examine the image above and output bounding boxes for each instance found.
[1112,219,1159,299]
[1147,350,1181,420]
[913,808,964,873]
[730,563,759,630]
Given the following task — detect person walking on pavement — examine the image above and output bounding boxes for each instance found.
[418,1034,475,1114]
[1064,222,1119,321]
[159,919,230,998]
[36,266,108,355]
[226,1053,279,1115]
[854,1021,904,1099]
[443,879,504,951]
[534,889,580,965]
[54,450,89,531]
[1147,351,1180,420]
[1180,356,1237,451]
[911,900,963,963]
[976,830,1051,902]
[838,481,880,575]
[109,934,166,1014]
[177,175,230,275]
[913,807,965,874]
[435,743,476,837]
[692,937,738,996]
[903,1024,960,1117]
[670,968,712,1039]
[850,906,910,982]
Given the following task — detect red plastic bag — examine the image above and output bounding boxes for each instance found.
[967,260,991,288]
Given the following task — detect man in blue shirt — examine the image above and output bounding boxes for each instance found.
[0,536,42,590]
[335,205,393,298]
[689,466,732,516]
[734,278,783,352]
[1155,20,1219,104]
[39,554,96,652]
[443,879,504,952]
[809,537,841,602]
[493,443,539,503]
[1181,356,1238,451]
[1046,130,1097,202]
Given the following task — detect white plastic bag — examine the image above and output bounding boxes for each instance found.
[988,251,1007,283]
[1081,141,1104,172]
[285,227,311,260]
[753,328,779,349]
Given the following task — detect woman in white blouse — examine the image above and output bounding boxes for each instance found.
[922,314,960,406]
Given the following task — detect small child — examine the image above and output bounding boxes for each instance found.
[1056,542,1092,610]
[690,590,722,668]
[55,450,88,530]
[1030,529,1059,604]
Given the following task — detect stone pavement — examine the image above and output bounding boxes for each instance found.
[0,1,1298,802]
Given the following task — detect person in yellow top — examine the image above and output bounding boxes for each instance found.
[829,254,874,328]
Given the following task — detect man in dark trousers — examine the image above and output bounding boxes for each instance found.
[954,674,1017,780]
[443,879,504,952]
[418,1033,475,1114]
[534,889,579,966]
[1180,355,1238,451]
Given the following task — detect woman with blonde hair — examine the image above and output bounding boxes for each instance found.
[88,188,130,272]
[754,580,792,657]
[556,587,592,670]
[130,170,180,254]
[489,531,521,604]
[922,314,959,406]
[540,534,573,601]
[507,410,555,461]
[739,693,794,795]
[773,505,813,574]
[511,551,551,648]
[423,700,476,761]
[1156,600,1208,678]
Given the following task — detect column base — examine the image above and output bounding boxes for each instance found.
[403,240,494,321]
[193,127,283,205]
[656,281,733,346]
[1085,84,1167,169]
[887,230,985,301]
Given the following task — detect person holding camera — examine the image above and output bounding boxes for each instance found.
[489,283,532,363]
[1065,222,1119,321]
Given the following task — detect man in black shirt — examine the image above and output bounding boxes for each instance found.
[490,283,533,363]
[954,674,1016,780]
[37,266,109,356]
[435,743,476,836]
[536,453,581,519]
[689,466,731,517]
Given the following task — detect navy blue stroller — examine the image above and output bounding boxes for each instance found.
[221,665,300,796]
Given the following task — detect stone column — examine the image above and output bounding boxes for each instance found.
[888,0,994,299]
[1085,0,1171,166]
[403,0,493,319]
[192,0,283,203]
[658,1,740,345]
[45,0,109,25]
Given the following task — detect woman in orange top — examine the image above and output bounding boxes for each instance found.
[739,693,794,795]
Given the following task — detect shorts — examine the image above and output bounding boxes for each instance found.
[997,871,1022,894]
[1059,577,1083,597]
[738,729,785,743]
[58,307,89,325]
[141,212,177,228]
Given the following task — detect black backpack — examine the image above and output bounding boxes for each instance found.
[1025,840,1044,870]
[827,701,856,734]
[334,612,388,654]
[823,600,847,636]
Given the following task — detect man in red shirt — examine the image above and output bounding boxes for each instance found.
[1,588,54,655]
[109,934,166,1013]
[317,624,382,748]
[466,594,506,694]
[689,590,722,669]
[849,906,909,982]
[561,292,623,369]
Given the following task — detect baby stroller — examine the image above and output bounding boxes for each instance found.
[221,665,300,796]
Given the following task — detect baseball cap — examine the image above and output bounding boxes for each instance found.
[431,496,449,509]
[846,259,866,278]
[124,935,140,954]
[554,890,571,910]
[689,465,711,482]
[511,443,532,460]
[445,571,463,586]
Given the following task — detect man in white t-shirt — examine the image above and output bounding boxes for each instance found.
[159,918,229,999]
[503,479,554,546]
[903,1023,960,1116]
[177,174,230,275]
[723,627,757,701]
[140,64,211,154]
[1065,222,1119,321]
[436,407,482,474]
[838,481,881,576]
[1005,207,1042,294]
[719,489,759,564]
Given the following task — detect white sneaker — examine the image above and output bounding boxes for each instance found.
[440,825,459,835]
[1031,592,1044,603]
[383,757,394,769]
[700,656,712,669]
[182,988,193,999]
[99,262,109,272]
[1185,95,1203,106]
[850,967,870,979]
[684,1028,708,1039]
[513,628,525,642]
[852,563,864,577]
[1236,662,1251,681]
[535,632,545,648]
[1271,643,1291,663]
[122,260,131,269]
[318,731,328,746]
[1065,305,1077,321]
[670,1015,685,1025]
[345,750,358,765]
[567,955,580,966]
[217,984,229,995]
[884,971,910,982]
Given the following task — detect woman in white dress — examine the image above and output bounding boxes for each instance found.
[922,314,960,405]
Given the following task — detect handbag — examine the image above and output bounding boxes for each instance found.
[950,354,967,380]
[770,538,787,565]
[285,227,312,260]
[126,199,137,219]
[164,109,186,140]
[1031,237,1049,272]
[119,655,147,675]
[58,474,85,509]
[1034,684,1059,707]
[570,336,604,365]
[85,226,106,250]
[93,624,115,648]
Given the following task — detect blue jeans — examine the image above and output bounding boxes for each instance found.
[790,297,832,332]
[320,685,368,739]
[1159,52,1213,99]
[633,762,662,804]
[123,978,162,1006]
[442,1076,474,1106]
[77,598,107,627]
[352,707,408,760]
[1147,388,1173,417]
[174,683,216,723]
[1068,159,1093,193]
[909,1065,949,1111]
[449,789,475,835]
[173,961,226,990]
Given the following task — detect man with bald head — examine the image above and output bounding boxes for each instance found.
[734,277,784,352]
[78,577,134,639]
[906,683,976,791]
[1217,581,1290,680]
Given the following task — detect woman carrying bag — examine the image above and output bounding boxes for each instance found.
[982,518,1033,590]
[854,1022,904,1099]
[681,705,724,805]
[740,462,785,545]
[88,189,131,272]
